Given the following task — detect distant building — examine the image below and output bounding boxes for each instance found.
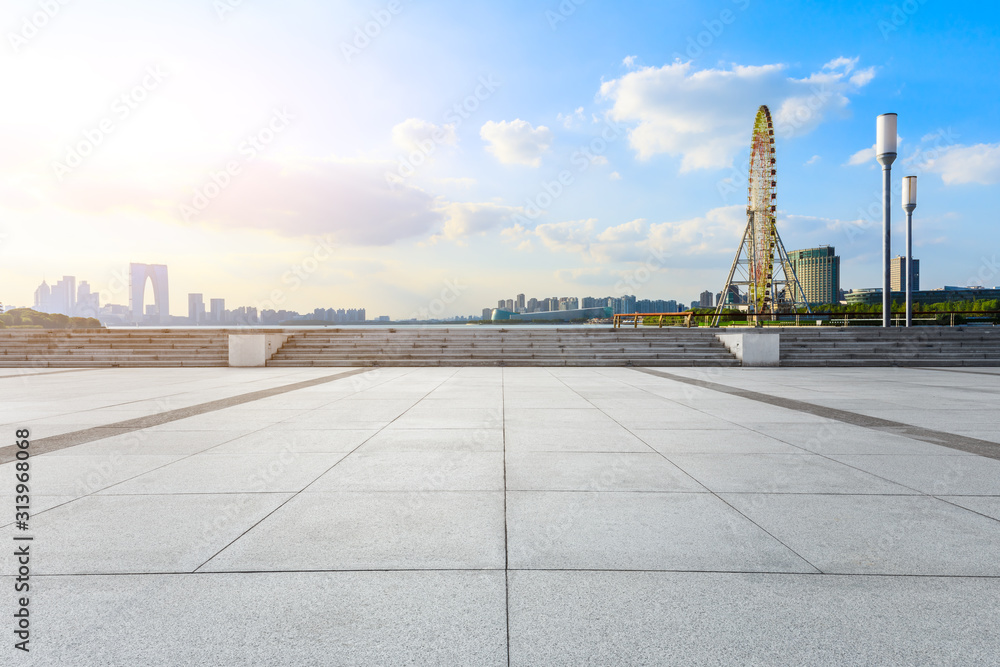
[76,281,99,318]
[845,286,1000,306]
[890,255,920,292]
[33,281,51,313]
[482,308,491,320]
[492,306,611,322]
[699,290,714,308]
[210,298,225,323]
[787,246,840,305]
[516,293,526,312]
[188,294,206,324]
[47,276,76,315]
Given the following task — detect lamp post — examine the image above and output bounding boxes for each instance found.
[876,113,897,327]
[902,176,917,327]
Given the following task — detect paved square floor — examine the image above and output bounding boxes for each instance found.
[2,366,999,665]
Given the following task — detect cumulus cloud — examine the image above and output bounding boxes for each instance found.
[557,107,585,129]
[433,201,522,241]
[599,57,875,171]
[502,208,747,265]
[480,119,553,166]
[391,118,457,154]
[805,155,821,165]
[846,143,874,166]
[917,143,1000,185]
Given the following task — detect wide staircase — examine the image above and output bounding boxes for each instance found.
[779,327,1000,366]
[0,329,230,368]
[268,328,740,367]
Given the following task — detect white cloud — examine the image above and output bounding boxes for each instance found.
[44,158,445,246]
[623,55,638,68]
[501,207,747,265]
[480,119,553,167]
[846,136,904,167]
[391,118,457,154]
[846,144,874,166]
[917,143,1000,185]
[557,107,585,129]
[599,57,875,171]
[805,155,821,165]
[609,171,622,180]
[434,201,522,241]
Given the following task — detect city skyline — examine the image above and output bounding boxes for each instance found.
[2,2,998,318]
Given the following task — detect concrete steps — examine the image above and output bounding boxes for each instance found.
[267,328,740,367]
[0,329,229,367]
[776,327,1000,366]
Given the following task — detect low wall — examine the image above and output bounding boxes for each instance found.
[716,332,780,367]
[228,334,289,367]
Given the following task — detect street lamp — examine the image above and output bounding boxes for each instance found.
[876,113,897,327]
[902,175,917,327]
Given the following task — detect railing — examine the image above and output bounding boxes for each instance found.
[612,311,1000,329]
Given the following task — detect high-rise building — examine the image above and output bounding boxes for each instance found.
[33,281,51,313]
[482,308,491,319]
[787,246,840,305]
[46,276,77,315]
[505,299,514,311]
[188,294,206,324]
[527,297,538,313]
[497,299,505,308]
[699,290,714,308]
[516,294,526,312]
[76,281,99,317]
[890,255,920,292]
[210,298,225,323]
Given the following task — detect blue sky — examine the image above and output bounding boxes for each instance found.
[2,0,999,318]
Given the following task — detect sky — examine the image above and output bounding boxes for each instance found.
[2,0,999,319]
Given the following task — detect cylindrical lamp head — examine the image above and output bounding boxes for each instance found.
[876,113,898,160]
[902,175,917,211]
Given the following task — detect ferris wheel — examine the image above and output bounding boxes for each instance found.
[713,105,810,326]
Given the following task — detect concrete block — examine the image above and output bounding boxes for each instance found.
[228,334,288,367]
[717,332,780,366]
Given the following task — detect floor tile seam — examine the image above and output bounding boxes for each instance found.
[0,368,374,464]
[651,455,826,576]
[611,372,822,460]
[17,368,399,564]
[732,424,933,497]
[931,496,1000,525]
[190,368,460,573]
[0,368,99,380]
[909,367,1000,378]
[609,371,833,573]
[22,568,1000,579]
[633,368,1000,461]
[502,368,511,667]
[533,371,825,577]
